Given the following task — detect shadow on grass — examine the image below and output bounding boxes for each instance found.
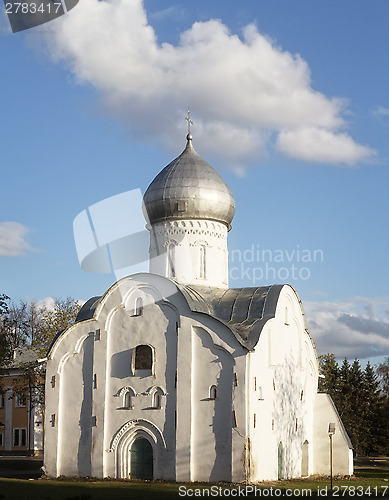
[355,467,389,479]
[0,457,388,500]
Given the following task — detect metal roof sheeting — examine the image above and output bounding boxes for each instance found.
[143,137,235,229]
[75,283,283,350]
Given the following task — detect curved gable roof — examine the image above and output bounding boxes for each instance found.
[177,284,284,349]
[75,296,101,323]
[72,279,285,350]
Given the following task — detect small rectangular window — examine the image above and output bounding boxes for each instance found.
[0,393,4,408]
[177,200,187,212]
[15,392,26,408]
[13,428,27,447]
[14,429,19,446]
[253,413,256,428]
[21,429,27,447]
[0,433,3,446]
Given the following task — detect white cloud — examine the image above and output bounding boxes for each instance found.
[38,0,376,170]
[148,5,186,22]
[34,297,56,311]
[304,297,389,360]
[373,105,389,118]
[276,127,376,165]
[0,222,34,257]
[33,297,86,311]
[372,106,389,127]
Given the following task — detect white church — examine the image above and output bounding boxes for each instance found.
[43,130,353,482]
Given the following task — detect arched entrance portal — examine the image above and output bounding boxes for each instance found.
[130,438,153,480]
[110,419,166,479]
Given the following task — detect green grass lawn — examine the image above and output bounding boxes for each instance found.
[0,463,387,499]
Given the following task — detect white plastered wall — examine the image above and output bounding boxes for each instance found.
[248,285,319,481]
[44,319,95,477]
[44,274,247,482]
[103,280,179,480]
[149,219,229,288]
[313,393,353,476]
[174,308,247,483]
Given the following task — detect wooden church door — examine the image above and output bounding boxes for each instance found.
[130,438,153,480]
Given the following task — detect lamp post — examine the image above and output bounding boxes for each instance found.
[328,423,336,490]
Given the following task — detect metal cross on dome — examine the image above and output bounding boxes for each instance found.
[185,110,194,135]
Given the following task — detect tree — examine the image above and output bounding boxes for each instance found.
[0,294,9,316]
[0,296,81,454]
[11,297,82,410]
[376,357,389,397]
[318,353,340,408]
[0,294,13,371]
[337,357,352,419]
[361,361,387,455]
[1,297,81,358]
[347,359,365,454]
[316,353,389,455]
[36,298,81,357]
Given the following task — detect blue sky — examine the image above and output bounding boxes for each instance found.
[0,0,388,362]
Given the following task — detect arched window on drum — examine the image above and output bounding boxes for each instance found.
[166,243,175,278]
[199,245,206,279]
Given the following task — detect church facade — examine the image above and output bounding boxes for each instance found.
[43,133,353,481]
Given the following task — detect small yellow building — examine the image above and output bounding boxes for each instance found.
[0,348,43,456]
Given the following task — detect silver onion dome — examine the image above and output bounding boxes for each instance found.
[143,135,235,229]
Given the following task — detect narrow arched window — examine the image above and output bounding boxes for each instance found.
[135,297,143,316]
[209,385,217,400]
[124,391,132,409]
[135,345,152,370]
[199,245,206,279]
[152,391,161,409]
[166,243,175,278]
